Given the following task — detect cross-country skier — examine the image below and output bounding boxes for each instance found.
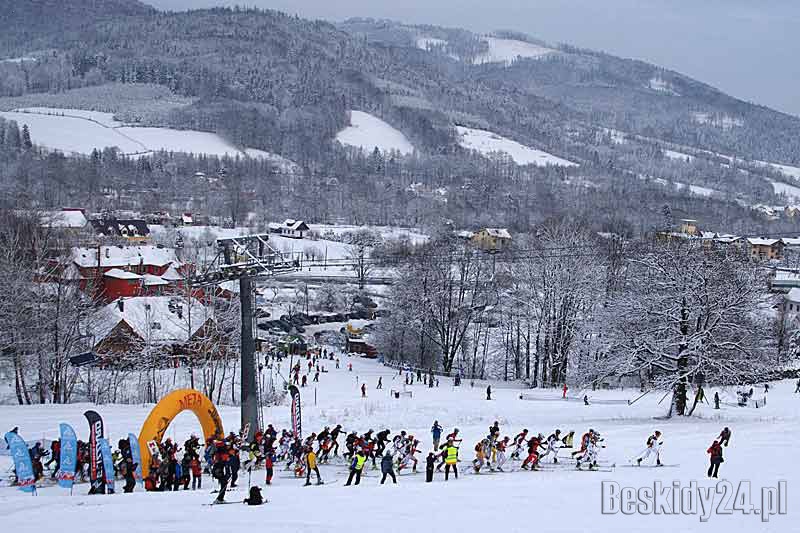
[539,430,562,464]
[718,427,731,447]
[211,440,231,503]
[398,438,419,473]
[472,439,489,473]
[571,429,594,457]
[376,429,391,456]
[635,431,663,466]
[561,430,575,448]
[493,436,510,471]
[706,440,723,478]
[330,424,344,456]
[510,429,529,460]
[521,434,543,470]
[576,432,602,470]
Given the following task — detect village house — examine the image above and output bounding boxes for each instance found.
[746,238,784,261]
[268,219,310,239]
[92,296,219,364]
[39,208,89,232]
[89,217,151,242]
[68,245,188,301]
[471,228,512,252]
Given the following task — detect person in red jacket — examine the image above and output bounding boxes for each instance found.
[264,451,274,485]
[706,440,724,478]
[521,434,543,470]
[562,383,568,399]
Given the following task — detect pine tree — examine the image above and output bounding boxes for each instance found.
[21,124,33,151]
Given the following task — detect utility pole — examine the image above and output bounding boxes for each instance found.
[240,275,258,437]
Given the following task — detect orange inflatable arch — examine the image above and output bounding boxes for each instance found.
[138,389,224,478]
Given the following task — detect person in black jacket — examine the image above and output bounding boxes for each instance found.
[380,452,397,484]
[425,452,436,483]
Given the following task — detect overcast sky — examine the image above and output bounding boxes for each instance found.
[146,0,800,117]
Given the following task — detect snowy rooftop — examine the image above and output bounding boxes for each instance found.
[482,228,512,239]
[103,268,141,280]
[747,238,781,246]
[72,245,180,269]
[95,296,210,345]
[40,210,87,229]
[787,288,800,303]
[142,274,169,286]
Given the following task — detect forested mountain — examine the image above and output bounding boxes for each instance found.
[1,1,799,237]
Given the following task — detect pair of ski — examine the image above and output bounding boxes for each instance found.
[619,463,680,468]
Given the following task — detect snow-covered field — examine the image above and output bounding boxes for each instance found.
[0,353,795,532]
[336,111,414,155]
[475,37,556,65]
[456,126,577,167]
[0,107,293,163]
[770,180,800,202]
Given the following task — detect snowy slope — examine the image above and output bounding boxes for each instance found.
[0,354,795,532]
[0,110,147,155]
[456,126,577,167]
[336,111,414,155]
[0,107,296,165]
[475,37,556,65]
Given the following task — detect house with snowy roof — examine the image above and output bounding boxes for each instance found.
[746,237,784,261]
[471,228,512,252]
[89,217,150,242]
[268,219,310,239]
[39,209,89,231]
[92,296,219,361]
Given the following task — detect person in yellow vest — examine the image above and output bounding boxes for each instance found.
[304,446,323,486]
[345,449,367,486]
[444,440,459,480]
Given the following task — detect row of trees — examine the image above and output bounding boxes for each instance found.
[376,224,781,416]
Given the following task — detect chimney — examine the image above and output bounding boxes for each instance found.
[117,298,124,312]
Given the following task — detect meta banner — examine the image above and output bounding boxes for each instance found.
[4,431,35,492]
[289,385,302,439]
[57,423,78,489]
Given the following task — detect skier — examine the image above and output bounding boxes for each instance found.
[571,429,594,458]
[539,430,562,464]
[425,452,436,482]
[376,429,391,456]
[380,452,397,484]
[707,440,724,478]
[795,378,800,393]
[444,440,459,480]
[714,392,721,409]
[345,449,367,486]
[361,383,367,398]
[398,439,419,473]
[264,451,274,486]
[635,430,663,466]
[510,429,529,460]
[330,424,343,457]
[562,383,568,399]
[718,427,731,447]
[493,436,510,471]
[576,432,602,470]
[472,439,489,473]
[211,440,231,503]
[521,434,543,470]
[486,385,492,400]
[377,377,383,389]
[431,420,443,450]
[190,455,202,489]
[304,446,322,486]
[561,430,575,448]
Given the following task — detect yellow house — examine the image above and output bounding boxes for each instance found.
[471,228,512,252]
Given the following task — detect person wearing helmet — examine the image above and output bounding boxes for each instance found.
[521,434,543,470]
[494,436,511,471]
[635,430,663,466]
[511,429,529,460]
[539,429,562,464]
